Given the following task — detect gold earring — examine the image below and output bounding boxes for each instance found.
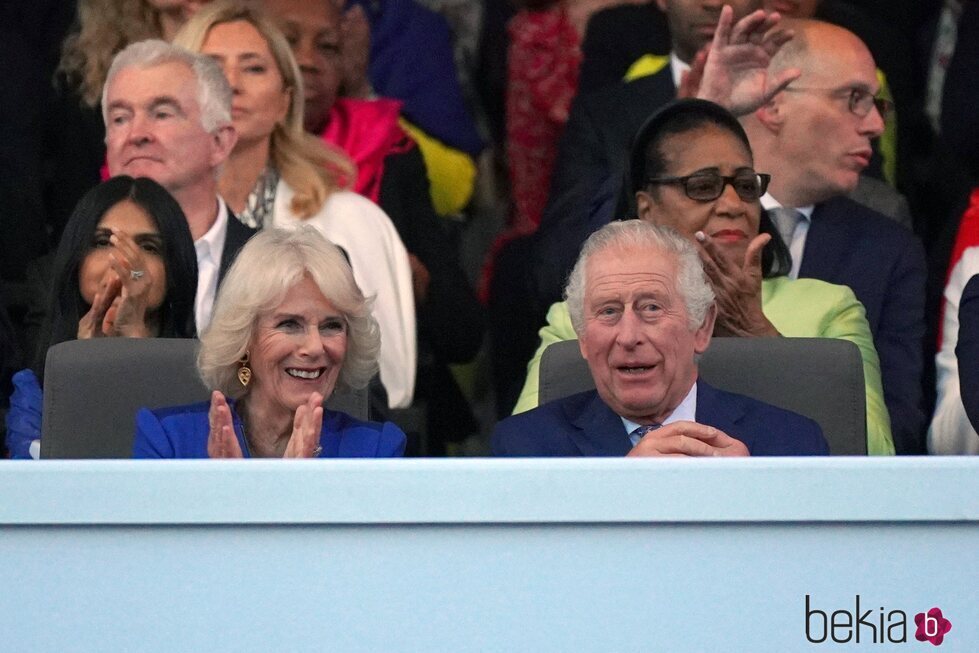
[237,351,252,387]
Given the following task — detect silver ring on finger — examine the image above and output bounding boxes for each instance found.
[312,445,323,457]
[130,269,145,281]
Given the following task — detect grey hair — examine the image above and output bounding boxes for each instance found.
[102,39,232,133]
[565,221,715,334]
[198,226,381,399]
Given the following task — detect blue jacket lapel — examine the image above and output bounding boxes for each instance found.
[567,392,633,456]
[694,380,746,438]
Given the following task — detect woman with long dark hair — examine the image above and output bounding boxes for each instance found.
[5,176,198,459]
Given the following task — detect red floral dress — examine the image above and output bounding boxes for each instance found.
[505,7,581,235]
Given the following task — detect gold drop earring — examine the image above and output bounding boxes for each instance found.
[237,351,252,387]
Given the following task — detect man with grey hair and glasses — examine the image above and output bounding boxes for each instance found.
[492,221,827,457]
[741,20,927,454]
[102,39,256,331]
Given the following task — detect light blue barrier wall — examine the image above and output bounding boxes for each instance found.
[1,458,977,651]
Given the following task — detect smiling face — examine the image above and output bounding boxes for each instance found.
[264,0,341,133]
[769,25,885,205]
[246,275,348,420]
[201,20,291,147]
[105,61,223,195]
[655,0,762,63]
[636,124,761,266]
[578,244,713,424]
[78,199,167,311]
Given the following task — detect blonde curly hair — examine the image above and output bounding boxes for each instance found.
[198,226,380,399]
[58,0,164,107]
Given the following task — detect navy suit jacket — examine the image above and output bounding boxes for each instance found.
[218,212,257,283]
[491,381,828,456]
[532,68,676,306]
[797,196,926,453]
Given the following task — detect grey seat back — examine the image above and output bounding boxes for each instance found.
[41,338,369,459]
[539,337,867,455]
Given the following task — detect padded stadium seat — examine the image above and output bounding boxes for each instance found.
[40,338,369,459]
[539,337,867,455]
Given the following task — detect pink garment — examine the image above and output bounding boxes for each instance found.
[320,97,415,204]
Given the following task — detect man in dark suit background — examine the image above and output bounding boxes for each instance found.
[742,20,927,453]
[536,0,765,302]
[102,40,257,332]
[492,221,827,457]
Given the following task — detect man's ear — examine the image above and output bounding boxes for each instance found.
[635,190,654,222]
[693,303,716,354]
[210,124,238,167]
[578,331,590,360]
[754,95,784,134]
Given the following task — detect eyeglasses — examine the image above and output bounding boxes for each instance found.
[783,86,894,119]
[645,172,771,202]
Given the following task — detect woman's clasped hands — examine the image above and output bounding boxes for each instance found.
[206,391,325,459]
[77,228,156,339]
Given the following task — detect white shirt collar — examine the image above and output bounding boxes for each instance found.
[622,379,698,436]
[669,52,690,89]
[192,197,229,333]
[760,192,815,221]
[194,196,229,262]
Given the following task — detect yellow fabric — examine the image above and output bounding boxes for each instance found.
[623,54,670,83]
[399,119,476,216]
[877,69,897,187]
[513,276,895,455]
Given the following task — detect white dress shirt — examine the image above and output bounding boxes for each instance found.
[193,197,229,333]
[760,193,814,279]
[622,381,698,446]
[669,52,690,89]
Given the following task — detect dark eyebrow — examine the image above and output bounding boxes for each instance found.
[840,82,875,95]
[687,167,721,175]
[686,166,756,175]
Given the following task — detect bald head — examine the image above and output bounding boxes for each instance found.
[769,20,873,82]
[745,20,884,206]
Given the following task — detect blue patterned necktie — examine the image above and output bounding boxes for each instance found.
[629,423,661,447]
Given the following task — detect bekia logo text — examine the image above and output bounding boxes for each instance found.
[806,595,952,646]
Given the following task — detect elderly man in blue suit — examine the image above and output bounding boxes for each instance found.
[742,20,927,454]
[492,221,828,457]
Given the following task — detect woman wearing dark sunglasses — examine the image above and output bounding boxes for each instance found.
[513,99,892,454]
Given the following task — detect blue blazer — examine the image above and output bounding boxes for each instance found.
[799,196,927,453]
[133,401,406,459]
[491,381,828,456]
